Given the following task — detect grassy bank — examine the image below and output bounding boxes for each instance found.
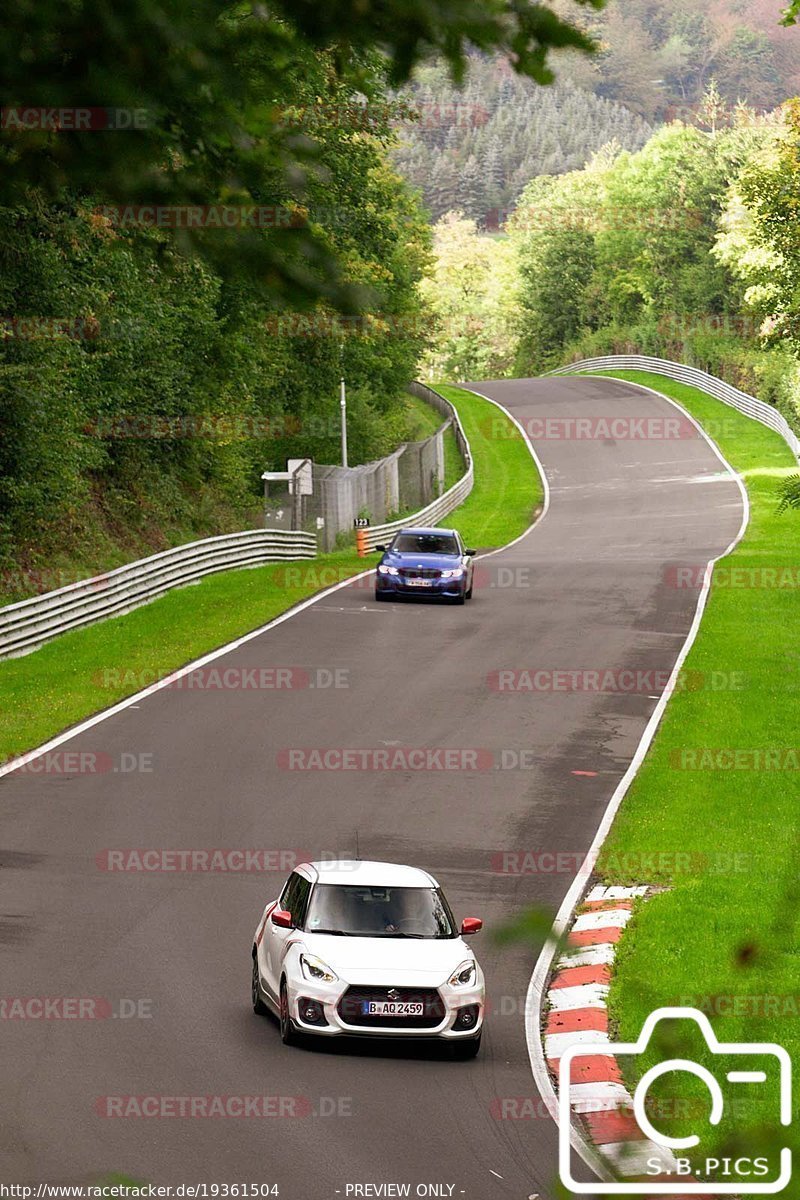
[403,390,463,492]
[436,383,543,548]
[579,371,800,1173]
[0,383,541,763]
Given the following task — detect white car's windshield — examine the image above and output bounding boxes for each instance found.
[391,533,459,555]
[305,884,457,938]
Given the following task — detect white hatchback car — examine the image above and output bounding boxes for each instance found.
[252,860,485,1057]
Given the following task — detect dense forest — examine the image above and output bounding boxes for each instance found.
[0,11,438,580]
[393,1,800,221]
[0,159,432,582]
[420,95,800,436]
[2,0,800,585]
[564,0,800,118]
[0,169,430,581]
[392,59,653,222]
[1,0,613,580]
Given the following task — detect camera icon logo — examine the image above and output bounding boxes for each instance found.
[558,1006,792,1194]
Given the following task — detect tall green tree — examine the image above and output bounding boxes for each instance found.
[0,0,604,310]
[0,85,434,562]
[418,211,518,378]
[716,100,800,353]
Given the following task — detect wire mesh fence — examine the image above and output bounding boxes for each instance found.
[266,383,469,551]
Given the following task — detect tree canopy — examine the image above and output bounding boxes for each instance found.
[0,0,604,309]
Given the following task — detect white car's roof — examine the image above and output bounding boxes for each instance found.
[303,859,439,888]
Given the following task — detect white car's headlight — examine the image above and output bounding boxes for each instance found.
[377,565,400,576]
[300,953,338,983]
[448,959,477,988]
[440,568,464,579]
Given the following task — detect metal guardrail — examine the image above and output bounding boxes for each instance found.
[0,382,470,656]
[356,382,474,552]
[0,529,316,660]
[547,354,800,462]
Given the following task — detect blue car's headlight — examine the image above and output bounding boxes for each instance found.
[440,568,464,579]
[378,565,400,576]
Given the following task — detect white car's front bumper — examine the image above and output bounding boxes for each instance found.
[288,973,485,1039]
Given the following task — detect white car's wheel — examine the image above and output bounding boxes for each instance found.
[279,979,299,1045]
[252,954,268,1016]
[450,1031,481,1059]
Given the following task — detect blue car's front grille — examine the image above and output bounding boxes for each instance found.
[399,567,442,580]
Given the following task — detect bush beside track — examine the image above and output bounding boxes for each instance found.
[581,370,800,1171]
[0,384,542,764]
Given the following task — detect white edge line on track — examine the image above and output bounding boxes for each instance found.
[0,374,745,1181]
[462,386,552,556]
[514,373,750,1183]
[0,385,548,781]
[0,568,371,778]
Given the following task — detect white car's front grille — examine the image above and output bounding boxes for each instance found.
[338,985,445,1029]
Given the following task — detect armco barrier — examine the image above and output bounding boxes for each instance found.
[356,382,474,553]
[547,354,800,461]
[0,529,316,660]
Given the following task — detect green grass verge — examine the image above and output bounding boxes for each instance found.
[574,370,800,1179]
[0,383,541,763]
[0,550,366,762]
[402,391,463,492]
[436,383,543,549]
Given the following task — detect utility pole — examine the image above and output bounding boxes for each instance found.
[340,377,348,468]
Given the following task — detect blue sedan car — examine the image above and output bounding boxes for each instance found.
[374,527,477,604]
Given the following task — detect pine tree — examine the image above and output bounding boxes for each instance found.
[696,79,730,134]
[428,158,461,220]
[390,54,655,219]
[459,155,486,224]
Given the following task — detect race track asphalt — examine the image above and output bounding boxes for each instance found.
[0,376,744,1199]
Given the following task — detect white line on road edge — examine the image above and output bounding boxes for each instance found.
[0,385,549,780]
[0,376,739,1182]
[461,386,552,556]
[519,373,749,1184]
[0,569,369,779]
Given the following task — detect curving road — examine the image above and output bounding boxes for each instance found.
[0,377,743,1199]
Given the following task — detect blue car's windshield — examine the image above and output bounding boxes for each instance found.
[391,533,459,555]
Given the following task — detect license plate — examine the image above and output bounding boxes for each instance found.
[406,578,433,587]
[362,1000,424,1016]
